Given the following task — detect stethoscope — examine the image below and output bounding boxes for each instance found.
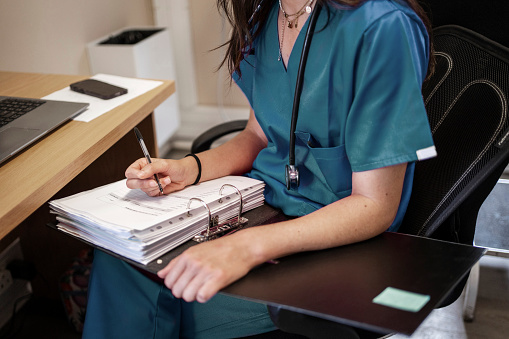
[249,1,322,190]
[286,3,322,190]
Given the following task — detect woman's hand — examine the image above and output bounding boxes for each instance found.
[157,232,261,303]
[125,157,197,196]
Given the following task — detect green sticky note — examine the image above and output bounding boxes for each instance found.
[373,287,430,312]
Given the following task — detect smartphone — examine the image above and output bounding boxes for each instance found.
[70,79,128,100]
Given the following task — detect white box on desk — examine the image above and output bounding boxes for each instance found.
[87,27,180,154]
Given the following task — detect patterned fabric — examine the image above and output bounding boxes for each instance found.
[59,248,93,332]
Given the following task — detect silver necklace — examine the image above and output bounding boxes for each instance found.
[279,0,313,29]
[278,0,314,61]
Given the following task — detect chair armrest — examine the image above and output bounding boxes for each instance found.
[191,120,248,153]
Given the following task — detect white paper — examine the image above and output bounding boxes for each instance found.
[42,74,163,122]
[49,176,265,264]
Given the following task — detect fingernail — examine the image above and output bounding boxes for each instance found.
[149,181,157,187]
[197,294,206,303]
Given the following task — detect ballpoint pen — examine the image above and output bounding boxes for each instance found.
[133,127,164,194]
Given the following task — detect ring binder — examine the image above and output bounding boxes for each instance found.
[49,176,265,265]
[193,184,249,243]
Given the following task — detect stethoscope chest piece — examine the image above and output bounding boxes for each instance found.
[285,164,300,190]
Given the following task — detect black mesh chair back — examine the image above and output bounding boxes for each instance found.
[399,25,509,246]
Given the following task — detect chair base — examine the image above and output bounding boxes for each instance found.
[268,306,387,339]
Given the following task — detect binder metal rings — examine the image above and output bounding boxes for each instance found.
[192,184,248,243]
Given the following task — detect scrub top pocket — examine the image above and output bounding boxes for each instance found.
[294,131,352,205]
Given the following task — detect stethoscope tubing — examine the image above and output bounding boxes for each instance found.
[288,3,322,166]
[285,3,322,190]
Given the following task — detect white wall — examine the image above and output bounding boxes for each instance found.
[0,0,154,75]
[153,0,249,147]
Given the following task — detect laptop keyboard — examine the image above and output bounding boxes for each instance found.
[0,98,46,127]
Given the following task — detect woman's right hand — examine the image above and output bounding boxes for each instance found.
[125,157,198,196]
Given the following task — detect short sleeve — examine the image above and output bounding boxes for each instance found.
[232,52,257,107]
[345,10,436,172]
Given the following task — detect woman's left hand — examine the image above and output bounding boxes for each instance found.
[157,233,259,303]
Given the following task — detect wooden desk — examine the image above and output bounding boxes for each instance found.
[0,72,174,297]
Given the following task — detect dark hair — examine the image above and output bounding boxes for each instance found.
[216,0,435,80]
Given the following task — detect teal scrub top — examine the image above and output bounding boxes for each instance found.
[235,0,436,231]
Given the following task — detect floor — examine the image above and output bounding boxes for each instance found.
[1,151,507,338]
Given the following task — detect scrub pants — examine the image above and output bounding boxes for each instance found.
[83,250,276,339]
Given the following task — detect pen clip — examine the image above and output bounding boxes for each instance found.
[134,127,151,162]
[133,127,163,193]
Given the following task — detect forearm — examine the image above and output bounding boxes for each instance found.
[232,163,408,266]
[158,190,400,303]
[233,193,396,265]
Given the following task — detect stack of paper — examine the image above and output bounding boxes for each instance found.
[49,176,265,264]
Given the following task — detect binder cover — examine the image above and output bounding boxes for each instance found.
[48,203,485,335]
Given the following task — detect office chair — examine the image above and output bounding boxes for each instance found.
[191,25,509,338]
[392,24,509,305]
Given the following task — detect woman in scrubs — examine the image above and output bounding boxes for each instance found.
[83,0,437,337]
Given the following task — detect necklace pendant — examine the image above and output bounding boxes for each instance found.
[288,20,293,29]
[294,17,299,29]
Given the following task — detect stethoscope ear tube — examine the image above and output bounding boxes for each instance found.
[286,3,322,190]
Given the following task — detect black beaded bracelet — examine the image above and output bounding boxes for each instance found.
[185,153,202,185]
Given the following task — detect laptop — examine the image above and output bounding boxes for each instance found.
[0,96,88,165]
